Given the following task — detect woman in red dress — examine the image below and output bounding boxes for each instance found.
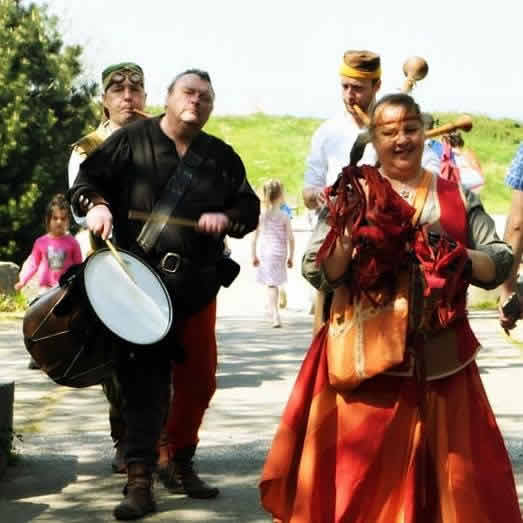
[259,94,521,523]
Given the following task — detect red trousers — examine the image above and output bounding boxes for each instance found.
[165,299,217,456]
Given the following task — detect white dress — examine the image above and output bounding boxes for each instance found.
[256,210,289,286]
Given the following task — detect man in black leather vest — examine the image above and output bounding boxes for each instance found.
[69,69,259,521]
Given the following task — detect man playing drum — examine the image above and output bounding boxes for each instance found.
[68,69,260,520]
[68,62,148,475]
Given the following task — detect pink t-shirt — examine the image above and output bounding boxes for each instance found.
[18,233,83,288]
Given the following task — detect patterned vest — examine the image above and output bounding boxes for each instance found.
[386,174,480,380]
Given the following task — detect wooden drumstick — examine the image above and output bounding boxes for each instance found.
[128,210,198,228]
[402,56,429,93]
[350,56,428,129]
[105,239,136,283]
[425,115,473,138]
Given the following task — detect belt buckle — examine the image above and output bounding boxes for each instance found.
[160,252,182,273]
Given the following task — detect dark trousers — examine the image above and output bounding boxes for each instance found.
[101,372,126,443]
[116,347,171,468]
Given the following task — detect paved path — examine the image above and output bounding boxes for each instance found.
[0,220,522,522]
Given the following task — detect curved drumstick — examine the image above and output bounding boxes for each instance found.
[352,106,472,140]
[425,115,473,138]
[349,56,429,129]
[402,56,429,93]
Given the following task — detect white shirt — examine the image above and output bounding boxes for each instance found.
[68,120,116,226]
[303,110,440,190]
[304,111,376,189]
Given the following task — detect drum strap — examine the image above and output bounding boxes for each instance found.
[136,133,213,255]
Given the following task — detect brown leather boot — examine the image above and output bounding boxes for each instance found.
[113,463,156,520]
[157,446,219,499]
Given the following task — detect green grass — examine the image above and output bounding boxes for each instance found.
[433,113,523,214]
[468,300,498,310]
[0,292,27,313]
[204,113,320,212]
[146,107,523,214]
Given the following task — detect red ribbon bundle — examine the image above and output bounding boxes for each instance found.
[317,165,470,325]
[413,228,469,328]
[317,166,416,301]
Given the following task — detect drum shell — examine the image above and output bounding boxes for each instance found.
[23,282,116,388]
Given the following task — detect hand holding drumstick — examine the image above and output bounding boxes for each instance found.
[128,210,231,234]
[85,204,136,281]
[86,203,113,240]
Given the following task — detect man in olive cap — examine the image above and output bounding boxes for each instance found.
[67,62,148,474]
[69,62,147,190]
[302,50,381,210]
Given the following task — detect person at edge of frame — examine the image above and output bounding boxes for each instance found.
[499,142,523,331]
[260,92,520,523]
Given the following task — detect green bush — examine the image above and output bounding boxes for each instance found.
[0,1,98,264]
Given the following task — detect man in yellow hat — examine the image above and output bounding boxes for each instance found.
[303,50,381,210]
[303,50,440,210]
[301,50,381,325]
[67,62,148,475]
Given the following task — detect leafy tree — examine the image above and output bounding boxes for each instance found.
[0,0,98,263]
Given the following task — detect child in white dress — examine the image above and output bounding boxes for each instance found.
[252,180,295,327]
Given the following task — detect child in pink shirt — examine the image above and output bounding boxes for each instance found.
[16,194,82,291]
[16,194,82,290]
[15,194,82,369]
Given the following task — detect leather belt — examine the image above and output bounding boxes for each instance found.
[158,252,215,274]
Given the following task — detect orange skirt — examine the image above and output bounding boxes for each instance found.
[259,327,521,523]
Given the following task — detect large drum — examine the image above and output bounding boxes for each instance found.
[23,248,173,388]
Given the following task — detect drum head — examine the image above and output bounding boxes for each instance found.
[84,249,173,345]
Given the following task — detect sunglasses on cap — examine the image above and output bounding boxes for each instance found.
[105,70,144,89]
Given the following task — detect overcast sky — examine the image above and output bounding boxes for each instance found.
[34,0,523,121]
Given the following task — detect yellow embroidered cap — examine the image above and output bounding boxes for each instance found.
[339,50,381,79]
